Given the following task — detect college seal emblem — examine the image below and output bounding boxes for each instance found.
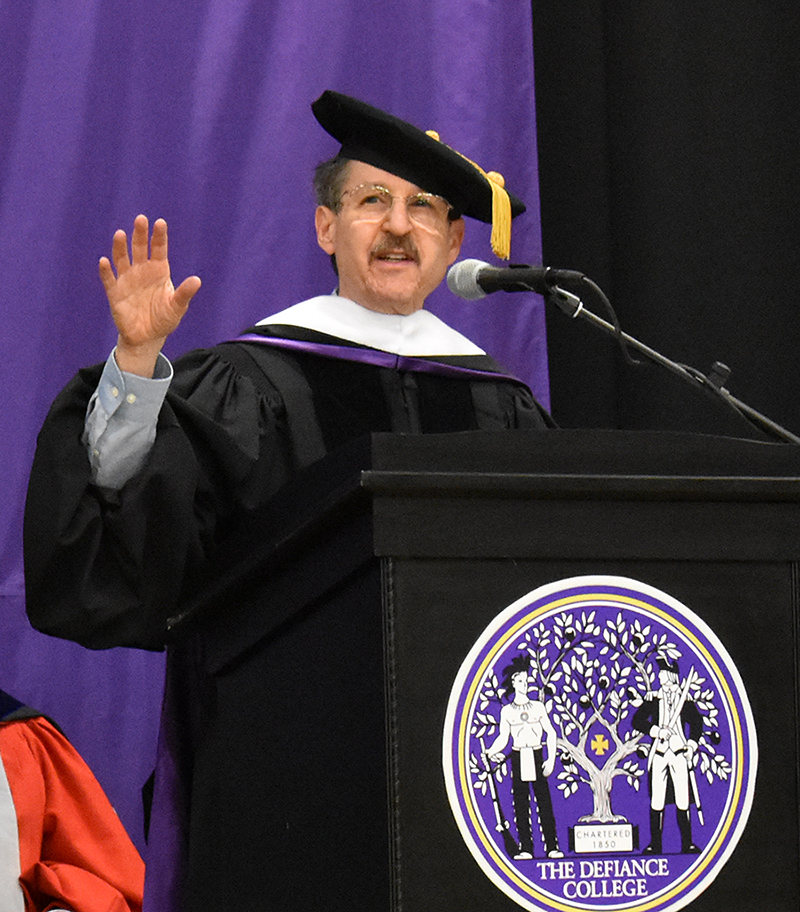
[443,575,757,912]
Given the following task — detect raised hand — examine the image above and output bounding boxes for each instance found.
[99,214,201,376]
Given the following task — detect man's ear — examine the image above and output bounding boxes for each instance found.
[315,206,337,255]
[446,217,466,265]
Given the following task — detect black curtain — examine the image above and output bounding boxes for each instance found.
[533,2,800,438]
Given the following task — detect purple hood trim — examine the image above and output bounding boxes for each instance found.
[235,332,524,384]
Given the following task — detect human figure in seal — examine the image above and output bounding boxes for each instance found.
[488,655,563,860]
[632,657,704,855]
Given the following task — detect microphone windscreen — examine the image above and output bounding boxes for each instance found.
[446,259,491,300]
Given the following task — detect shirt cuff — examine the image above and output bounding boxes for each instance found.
[84,349,173,489]
[96,348,172,418]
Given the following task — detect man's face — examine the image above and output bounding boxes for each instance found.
[511,671,530,695]
[315,161,465,315]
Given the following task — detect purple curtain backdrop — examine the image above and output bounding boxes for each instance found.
[0,0,547,855]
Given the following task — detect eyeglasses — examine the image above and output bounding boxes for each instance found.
[338,183,453,232]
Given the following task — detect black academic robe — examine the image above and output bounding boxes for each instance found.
[25,324,551,651]
[24,324,552,911]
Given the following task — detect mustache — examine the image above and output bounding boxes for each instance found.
[370,234,419,263]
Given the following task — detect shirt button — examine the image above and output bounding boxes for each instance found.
[126,393,137,404]
[111,386,120,398]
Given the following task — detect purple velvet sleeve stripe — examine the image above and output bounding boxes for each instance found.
[233,333,524,384]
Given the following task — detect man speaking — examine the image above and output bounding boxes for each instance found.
[25,91,552,909]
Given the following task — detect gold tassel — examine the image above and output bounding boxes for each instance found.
[485,170,512,261]
[425,131,513,260]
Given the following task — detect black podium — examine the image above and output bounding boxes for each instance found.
[178,430,800,911]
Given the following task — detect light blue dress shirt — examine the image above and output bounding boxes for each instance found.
[84,349,172,490]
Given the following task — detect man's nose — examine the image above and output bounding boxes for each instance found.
[383,196,413,233]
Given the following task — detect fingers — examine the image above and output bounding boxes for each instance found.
[110,228,132,276]
[173,275,202,312]
[98,256,116,294]
[101,215,164,282]
[130,213,150,265]
[150,217,169,261]
[110,214,161,273]
[99,215,200,312]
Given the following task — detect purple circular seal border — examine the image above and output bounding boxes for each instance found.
[442,575,758,912]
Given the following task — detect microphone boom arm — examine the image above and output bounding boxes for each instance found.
[545,283,800,446]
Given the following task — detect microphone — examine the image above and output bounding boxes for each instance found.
[447,258,584,299]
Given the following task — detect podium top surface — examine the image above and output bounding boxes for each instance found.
[367,428,800,478]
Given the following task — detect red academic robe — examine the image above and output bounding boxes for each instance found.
[0,716,144,912]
